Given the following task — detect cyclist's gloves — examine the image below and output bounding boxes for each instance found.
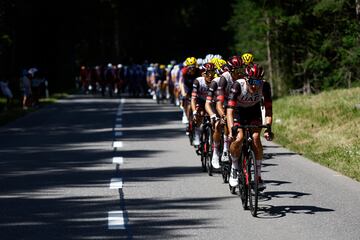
[264,124,274,141]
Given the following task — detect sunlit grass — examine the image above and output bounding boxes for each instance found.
[273,87,360,181]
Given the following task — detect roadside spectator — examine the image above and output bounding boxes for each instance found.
[0,78,13,111]
[31,70,45,107]
[19,69,32,110]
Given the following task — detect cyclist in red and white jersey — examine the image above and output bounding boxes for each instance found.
[209,56,245,167]
[226,63,274,189]
[205,58,229,169]
[191,62,216,146]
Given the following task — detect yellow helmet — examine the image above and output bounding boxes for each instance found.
[210,58,226,70]
[185,57,197,66]
[241,53,254,65]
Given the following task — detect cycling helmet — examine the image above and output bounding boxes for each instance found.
[197,58,204,66]
[245,64,264,79]
[227,56,243,69]
[185,57,197,66]
[210,58,226,69]
[241,53,254,65]
[202,62,216,72]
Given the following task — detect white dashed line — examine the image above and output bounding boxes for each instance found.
[116,117,122,122]
[115,124,123,129]
[110,178,123,189]
[113,141,123,148]
[108,211,126,230]
[112,157,124,164]
[114,131,123,137]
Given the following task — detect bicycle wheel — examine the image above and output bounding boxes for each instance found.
[248,150,258,216]
[206,125,213,176]
[200,129,207,172]
[239,154,248,210]
[188,121,194,146]
[221,161,230,183]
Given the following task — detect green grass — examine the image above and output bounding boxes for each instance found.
[273,87,360,181]
[0,92,69,126]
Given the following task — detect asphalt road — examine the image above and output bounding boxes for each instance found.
[0,95,359,240]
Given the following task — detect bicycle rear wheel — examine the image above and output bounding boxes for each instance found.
[248,150,258,216]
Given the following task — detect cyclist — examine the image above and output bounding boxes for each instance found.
[211,56,245,167]
[205,57,228,169]
[191,62,216,146]
[179,57,201,136]
[226,63,274,189]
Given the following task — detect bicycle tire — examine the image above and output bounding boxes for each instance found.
[248,150,258,216]
[200,130,207,172]
[188,121,194,146]
[239,154,248,210]
[206,125,213,176]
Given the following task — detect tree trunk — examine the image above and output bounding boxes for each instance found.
[356,0,360,20]
[265,13,274,97]
[113,7,120,60]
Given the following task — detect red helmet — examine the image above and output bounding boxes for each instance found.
[245,64,264,79]
[227,56,243,69]
[202,62,216,72]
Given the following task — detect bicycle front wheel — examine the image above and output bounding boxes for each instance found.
[248,150,258,216]
[206,125,213,176]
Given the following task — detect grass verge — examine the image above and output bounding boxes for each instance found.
[273,87,360,181]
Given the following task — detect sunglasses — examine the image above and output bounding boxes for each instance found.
[231,68,242,74]
[205,70,215,75]
[248,78,262,86]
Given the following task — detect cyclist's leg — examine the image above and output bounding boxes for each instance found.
[230,128,244,169]
[211,119,222,168]
[252,130,266,189]
[222,121,230,161]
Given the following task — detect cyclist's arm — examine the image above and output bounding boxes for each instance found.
[205,81,217,117]
[262,81,273,126]
[191,79,200,113]
[179,72,186,97]
[216,76,227,118]
[226,81,240,136]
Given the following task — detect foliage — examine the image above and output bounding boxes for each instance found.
[228,0,360,97]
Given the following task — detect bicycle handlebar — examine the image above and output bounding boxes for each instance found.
[231,124,271,137]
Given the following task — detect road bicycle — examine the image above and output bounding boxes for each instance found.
[196,115,213,175]
[231,124,269,217]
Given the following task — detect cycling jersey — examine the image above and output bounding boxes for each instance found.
[180,66,200,95]
[192,76,210,106]
[228,78,272,124]
[206,76,221,103]
[216,71,235,104]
